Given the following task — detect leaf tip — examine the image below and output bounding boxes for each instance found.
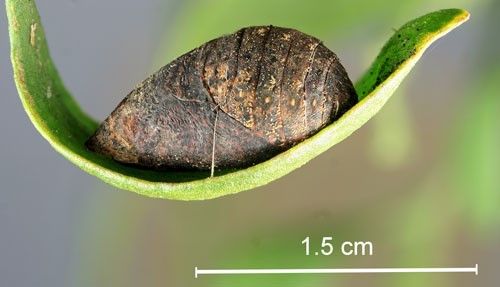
[437,8,470,30]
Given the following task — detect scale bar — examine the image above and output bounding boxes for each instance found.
[195,264,478,278]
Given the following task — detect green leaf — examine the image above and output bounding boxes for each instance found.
[6,1,469,200]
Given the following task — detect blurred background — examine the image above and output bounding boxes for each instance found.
[1,0,498,286]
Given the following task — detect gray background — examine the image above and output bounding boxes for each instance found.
[1,1,172,286]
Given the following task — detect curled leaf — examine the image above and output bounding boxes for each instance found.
[6,0,469,200]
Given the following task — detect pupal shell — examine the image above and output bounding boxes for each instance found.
[86,26,358,170]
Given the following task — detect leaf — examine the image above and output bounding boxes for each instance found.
[6,1,469,200]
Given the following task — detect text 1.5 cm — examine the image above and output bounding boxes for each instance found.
[301,236,374,256]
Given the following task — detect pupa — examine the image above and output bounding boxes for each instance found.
[86,26,358,174]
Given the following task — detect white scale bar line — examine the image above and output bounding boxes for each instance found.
[195,264,478,278]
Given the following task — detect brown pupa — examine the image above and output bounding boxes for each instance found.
[86,26,358,173]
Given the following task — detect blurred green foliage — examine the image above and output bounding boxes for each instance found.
[452,69,500,231]
[449,0,500,233]
[368,89,415,168]
[159,0,471,60]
